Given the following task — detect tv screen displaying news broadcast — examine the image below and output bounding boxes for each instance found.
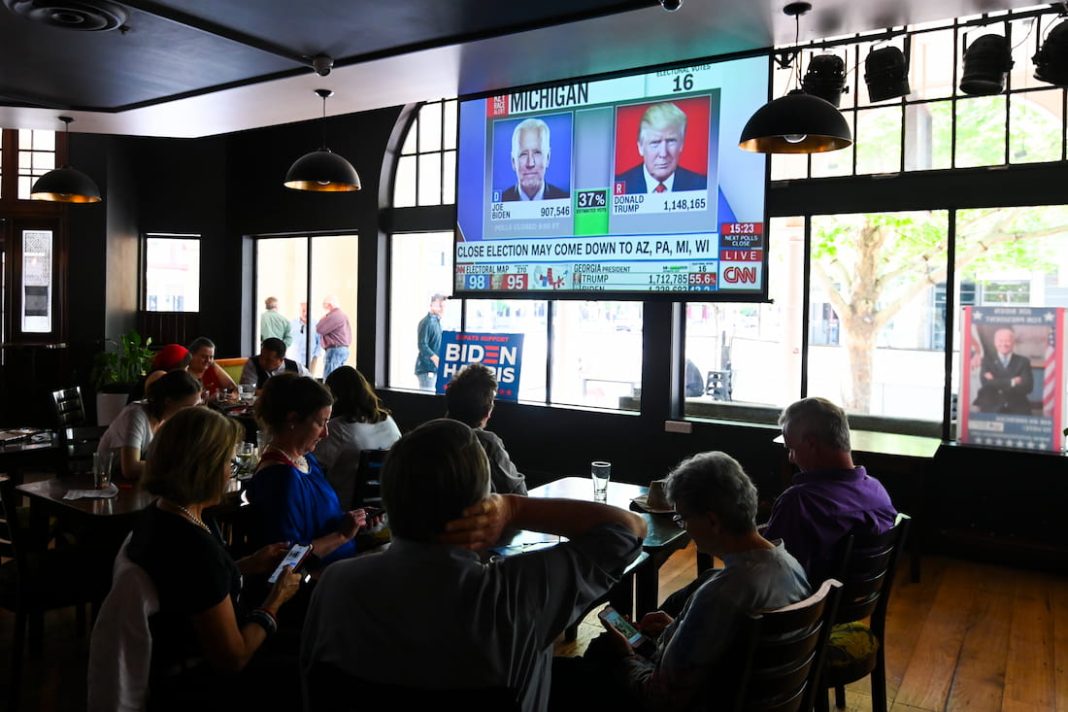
[455,54,769,299]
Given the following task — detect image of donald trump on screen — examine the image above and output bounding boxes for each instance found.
[615,101,708,194]
[500,118,569,201]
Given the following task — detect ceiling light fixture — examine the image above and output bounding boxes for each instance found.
[30,116,101,203]
[1034,19,1068,86]
[960,34,1014,95]
[864,41,911,102]
[739,2,852,154]
[802,53,847,106]
[284,89,360,193]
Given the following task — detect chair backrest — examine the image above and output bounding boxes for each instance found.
[214,357,248,386]
[57,425,108,477]
[705,370,733,401]
[353,448,389,508]
[729,579,843,712]
[88,533,160,712]
[52,386,87,428]
[306,661,520,712]
[833,513,911,632]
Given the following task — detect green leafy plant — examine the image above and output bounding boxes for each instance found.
[92,330,154,392]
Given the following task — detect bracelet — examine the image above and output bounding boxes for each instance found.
[248,608,277,637]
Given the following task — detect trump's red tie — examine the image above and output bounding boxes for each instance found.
[654,183,667,193]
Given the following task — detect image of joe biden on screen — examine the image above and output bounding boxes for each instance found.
[615,101,707,194]
[500,118,569,201]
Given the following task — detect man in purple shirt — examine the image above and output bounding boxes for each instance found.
[766,396,897,587]
[316,294,352,378]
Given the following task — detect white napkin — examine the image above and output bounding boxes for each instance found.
[64,483,119,500]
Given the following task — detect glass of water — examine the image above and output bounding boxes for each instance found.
[591,461,611,501]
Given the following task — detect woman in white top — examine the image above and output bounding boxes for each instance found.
[98,370,201,481]
[315,366,401,508]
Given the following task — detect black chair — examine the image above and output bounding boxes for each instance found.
[0,476,108,711]
[55,425,108,477]
[307,660,520,711]
[726,578,842,712]
[816,514,911,712]
[352,448,389,508]
[50,386,87,429]
[705,370,733,401]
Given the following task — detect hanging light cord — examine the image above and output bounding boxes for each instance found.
[320,93,327,149]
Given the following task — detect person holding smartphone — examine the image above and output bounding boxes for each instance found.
[552,451,811,712]
[122,407,303,710]
[249,374,379,566]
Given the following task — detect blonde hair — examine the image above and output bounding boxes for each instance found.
[143,407,244,506]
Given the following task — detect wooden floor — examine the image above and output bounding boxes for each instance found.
[1,545,1066,711]
[555,544,1068,712]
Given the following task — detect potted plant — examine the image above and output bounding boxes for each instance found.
[92,330,154,425]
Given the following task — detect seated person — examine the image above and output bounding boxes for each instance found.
[445,363,528,495]
[300,419,646,712]
[239,337,309,392]
[188,336,238,397]
[248,374,373,566]
[661,396,897,618]
[125,407,302,710]
[554,451,810,712]
[314,366,401,508]
[129,343,192,403]
[98,370,201,481]
[767,397,897,586]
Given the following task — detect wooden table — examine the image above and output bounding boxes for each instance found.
[0,432,59,484]
[501,476,689,617]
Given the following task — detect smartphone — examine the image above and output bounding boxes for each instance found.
[598,606,647,648]
[362,506,385,518]
[268,543,312,584]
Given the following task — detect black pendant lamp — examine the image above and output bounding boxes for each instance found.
[284,89,361,192]
[30,116,101,203]
[739,2,852,154]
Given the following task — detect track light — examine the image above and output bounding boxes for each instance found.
[960,34,1013,96]
[864,45,911,102]
[1034,19,1068,86]
[802,53,847,107]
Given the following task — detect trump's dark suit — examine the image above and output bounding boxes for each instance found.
[614,164,707,194]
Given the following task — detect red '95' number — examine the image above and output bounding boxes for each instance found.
[502,274,528,290]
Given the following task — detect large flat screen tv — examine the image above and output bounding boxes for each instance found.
[455,53,769,300]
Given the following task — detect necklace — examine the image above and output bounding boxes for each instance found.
[265,443,309,472]
[163,500,211,533]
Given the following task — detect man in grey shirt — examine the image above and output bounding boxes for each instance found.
[445,363,528,495]
[301,419,645,712]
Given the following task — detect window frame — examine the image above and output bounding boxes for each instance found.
[140,232,202,313]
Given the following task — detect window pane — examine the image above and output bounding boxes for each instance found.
[909,29,956,101]
[1010,90,1063,164]
[855,107,902,174]
[419,102,442,153]
[953,205,1068,442]
[810,140,853,177]
[401,117,417,155]
[389,232,459,390]
[310,235,358,378]
[808,211,949,422]
[905,101,952,171]
[144,236,200,312]
[255,238,307,350]
[418,153,441,206]
[1008,17,1043,92]
[394,155,417,207]
[465,299,548,403]
[22,229,52,333]
[443,100,458,150]
[551,301,642,411]
[771,153,807,181]
[33,129,54,151]
[442,150,456,205]
[685,217,803,416]
[955,95,1006,168]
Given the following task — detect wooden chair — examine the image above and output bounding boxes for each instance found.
[726,578,842,712]
[816,514,911,712]
[352,448,389,508]
[306,660,520,711]
[0,476,109,711]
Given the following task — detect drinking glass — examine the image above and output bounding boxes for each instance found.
[93,450,115,489]
[236,442,256,477]
[239,384,255,403]
[591,461,611,501]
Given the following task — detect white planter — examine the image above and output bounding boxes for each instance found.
[96,392,128,426]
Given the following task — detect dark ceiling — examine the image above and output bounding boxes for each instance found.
[0,0,651,111]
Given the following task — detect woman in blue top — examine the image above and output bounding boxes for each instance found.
[250,373,372,565]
